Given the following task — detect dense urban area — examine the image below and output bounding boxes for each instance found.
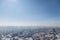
[0,27,60,40]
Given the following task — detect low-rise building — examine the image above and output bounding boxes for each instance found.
[32,32,46,40]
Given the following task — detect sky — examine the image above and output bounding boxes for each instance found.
[0,0,60,27]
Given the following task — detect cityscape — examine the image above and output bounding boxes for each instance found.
[0,27,60,40]
[0,0,60,40]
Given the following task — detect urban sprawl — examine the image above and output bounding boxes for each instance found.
[0,27,60,40]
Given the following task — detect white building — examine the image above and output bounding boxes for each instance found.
[25,37,33,40]
[1,37,11,40]
[18,37,33,40]
[1,34,12,40]
[18,38,24,40]
[32,32,46,40]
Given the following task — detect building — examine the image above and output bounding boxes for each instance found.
[1,34,12,40]
[32,32,46,40]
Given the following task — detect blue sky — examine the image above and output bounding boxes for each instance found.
[0,0,60,26]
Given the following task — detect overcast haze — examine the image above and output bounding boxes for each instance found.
[0,0,60,26]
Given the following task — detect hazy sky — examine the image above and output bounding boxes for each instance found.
[0,0,60,26]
